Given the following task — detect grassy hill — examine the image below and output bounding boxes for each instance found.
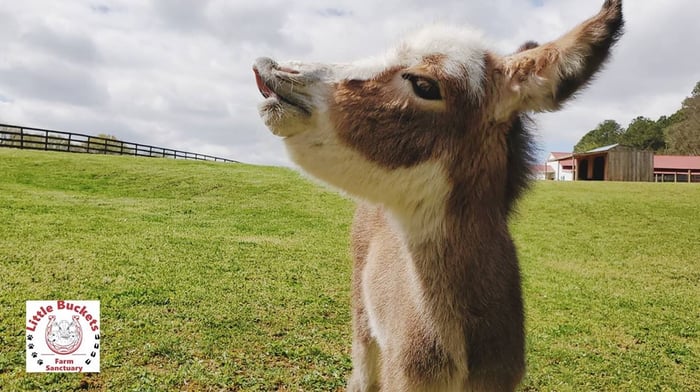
[1,149,698,391]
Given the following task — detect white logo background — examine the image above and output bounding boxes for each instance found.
[26,300,100,373]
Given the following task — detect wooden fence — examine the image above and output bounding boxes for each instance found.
[654,171,700,183]
[0,123,237,163]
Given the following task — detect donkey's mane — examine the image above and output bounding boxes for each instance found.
[506,114,536,215]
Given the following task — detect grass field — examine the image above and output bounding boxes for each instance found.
[0,148,698,391]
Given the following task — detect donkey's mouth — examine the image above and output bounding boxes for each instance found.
[253,68,276,99]
[253,65,311,116]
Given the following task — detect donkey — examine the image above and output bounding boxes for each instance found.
[253,1,623,390]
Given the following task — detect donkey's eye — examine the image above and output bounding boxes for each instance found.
[402,74,442,100]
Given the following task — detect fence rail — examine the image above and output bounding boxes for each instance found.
[654,171,700,183]
[0,123,237,163]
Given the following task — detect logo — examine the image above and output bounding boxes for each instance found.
[26,300,100,373]
[46,315,83,354]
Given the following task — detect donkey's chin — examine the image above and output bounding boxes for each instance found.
[258,99,312,138]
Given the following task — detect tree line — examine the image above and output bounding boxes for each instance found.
[574,81,700,155]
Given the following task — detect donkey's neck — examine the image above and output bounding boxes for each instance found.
[390,192,517,324]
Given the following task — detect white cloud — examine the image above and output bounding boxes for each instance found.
[0,0,698,166]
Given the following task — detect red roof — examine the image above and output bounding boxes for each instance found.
[532,164,554,173]
[558,159,574,167]
[548,152,574,167]
[550,152,572,160]
[654,155,700,170]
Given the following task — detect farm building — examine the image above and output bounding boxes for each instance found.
[531,164,554,180]
[654,155,700,183]
[574,144,653,181]
[546,152,574,181]
[548,144,654,182]
[547,145,700,183]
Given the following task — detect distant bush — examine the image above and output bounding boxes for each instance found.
[82,134,133,155]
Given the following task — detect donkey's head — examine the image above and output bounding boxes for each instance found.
[254,1,622,216]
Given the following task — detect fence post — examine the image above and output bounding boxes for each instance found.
[44,131,48,151]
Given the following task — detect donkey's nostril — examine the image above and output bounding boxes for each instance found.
[276,66,300,74]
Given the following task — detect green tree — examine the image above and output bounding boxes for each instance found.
[656,112,684,130]
[573,81,699,155]
[574,120,624,152]
[665,85,700,155]
[620,116,666,152]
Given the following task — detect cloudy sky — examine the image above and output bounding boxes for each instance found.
[1,1,698,166]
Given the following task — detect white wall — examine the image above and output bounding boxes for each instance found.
[547,158,574,181]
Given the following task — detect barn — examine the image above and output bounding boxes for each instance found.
[548,144,654,182]
[548,145,700,183]
[573,144,653,182]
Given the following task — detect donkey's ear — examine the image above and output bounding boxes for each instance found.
[500,0,623,112]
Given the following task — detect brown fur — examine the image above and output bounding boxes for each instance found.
[341,2,622,390]
[254,1,623,391]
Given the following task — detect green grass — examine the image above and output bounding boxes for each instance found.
[513,182,700,391]
[1,148,698,391]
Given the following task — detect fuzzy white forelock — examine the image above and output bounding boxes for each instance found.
[333,25,488,99]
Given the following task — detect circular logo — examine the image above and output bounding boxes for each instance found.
[45,315,83,355]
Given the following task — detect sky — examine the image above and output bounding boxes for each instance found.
[1,1,699,166]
